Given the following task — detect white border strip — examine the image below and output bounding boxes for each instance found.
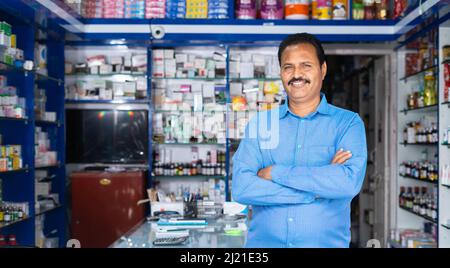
[84,24,395,35]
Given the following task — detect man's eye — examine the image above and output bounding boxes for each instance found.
[283,66,293,70]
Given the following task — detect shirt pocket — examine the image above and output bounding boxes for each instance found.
[306,145,335,167]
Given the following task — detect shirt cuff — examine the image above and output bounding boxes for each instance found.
[271,165,290,184]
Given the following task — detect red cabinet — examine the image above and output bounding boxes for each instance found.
[71,171,146,248]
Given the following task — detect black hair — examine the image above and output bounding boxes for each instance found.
[278,33,326,67]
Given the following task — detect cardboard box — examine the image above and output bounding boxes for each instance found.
[194,58,206,69]
[132,54,147,68]
[175,53,187,63]
[99,64,113,74]
[110,56,124,65]
[163,49,174,59]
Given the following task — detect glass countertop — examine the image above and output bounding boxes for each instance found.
[111,216,247,248]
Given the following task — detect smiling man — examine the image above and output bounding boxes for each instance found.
[232,33,368,248]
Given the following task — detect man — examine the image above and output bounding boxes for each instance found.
[232,33,367,248]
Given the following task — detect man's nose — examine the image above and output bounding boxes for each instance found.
[293,66,303,79]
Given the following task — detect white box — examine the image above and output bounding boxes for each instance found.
[136,77,147,91]
[229,61,240,74]
[252,54,265,66]
[191,83,202,93]
[194,58,206,69]
[153,49,164,59]
[240,62,254,78]
[89,66,99,74]
[175,53,187,63]
[44,112,56,122]
[230,83,243,96]
[202,83,215,98]
[164,49,174,59]
[188,54,196,62]
[110,56,124,65]
[193,94,203,112]
[241,53,252,62]
[132,54,147,68]
[99,64,113,74]
[123,81,136,94]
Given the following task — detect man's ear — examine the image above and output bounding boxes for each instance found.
[321,62,327,80]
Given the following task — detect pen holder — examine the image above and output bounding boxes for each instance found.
[184,201,198,218]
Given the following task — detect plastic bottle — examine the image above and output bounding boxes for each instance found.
[285,0,310,19]
[260,0,284,19]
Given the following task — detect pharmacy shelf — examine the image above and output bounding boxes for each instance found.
[229,77,281,81]
[151,77,226,81]
[66,72,146,78]
[35,120,61,126]
[442,224,450,230]
[152,175,226,180]
[0,117,29,123]
[443,59,450,65]
[153,142,226,146]
[0,217,31,230]
[35,205,63,217]
[442,184,450,188]
[65,99,150,104]
[153,110,226,113]
[442,101,450,106]
[0,61,63,84]
[35,164,61,170]
[398,174,438,185]
[442,143,450,147]
[399,142,439,146]
[399,104,438,114]
[399,65,438,81]
[399,206,437,224]
[0,168,29,175]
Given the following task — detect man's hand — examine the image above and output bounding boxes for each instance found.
[257,166,272,180]
[331,148,352,164]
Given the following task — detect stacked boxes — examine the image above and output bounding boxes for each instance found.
[35,127,58,167]
[82,0,103,18]
[152,49,225,78]
[103,0,125,18]
[0,21,24,65]
[34,87,56,122]
[0,76,26,119]
[125,0,146,18]
[208,0,228,19]
[166,0,186,18]
[0,145,23,172]
[145,0,166,18]
[229,52,279,78]
[186,0,208,18]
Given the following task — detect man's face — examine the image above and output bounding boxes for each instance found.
[280,43,327,103]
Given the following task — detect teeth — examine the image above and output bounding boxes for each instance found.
[292,80,305,87]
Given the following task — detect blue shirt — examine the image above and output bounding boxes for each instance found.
[232,94,367,248]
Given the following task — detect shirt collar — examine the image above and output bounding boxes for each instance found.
[279,93,330,119]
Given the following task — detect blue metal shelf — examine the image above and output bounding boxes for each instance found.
[0,217,32,230]
[0,1,67,247]
[0,168,29,175]
[65,99,150,104]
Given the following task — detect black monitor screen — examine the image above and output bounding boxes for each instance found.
[66,109,148,164]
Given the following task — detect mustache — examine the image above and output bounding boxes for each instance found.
[288,77,311,85]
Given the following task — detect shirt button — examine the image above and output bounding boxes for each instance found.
[297,145,302,149]
[288,243,293,247]
[288,218,294,222]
